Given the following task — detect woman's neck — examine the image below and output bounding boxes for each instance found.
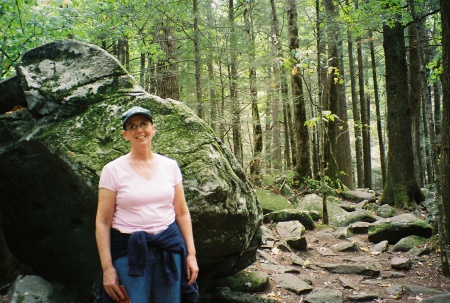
[129,148,155,162]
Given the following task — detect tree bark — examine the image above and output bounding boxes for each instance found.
[193,0,204,119]
[356,18,372,188]
[205,0,218,132]
[244,0,263,185]
[322,0,340,187]
[408,24,424,187]
[369,31,387,188]
[228,0,243,165]
[155,19,180,100]
[336,20,353,189]
[269,0,282,170]
[287,0,311,184]
[439,0,450,277]
[381,20,424,208]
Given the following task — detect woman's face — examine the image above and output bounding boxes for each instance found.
[122,115,156,144]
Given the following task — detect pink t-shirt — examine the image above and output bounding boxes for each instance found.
[99,153,182,234]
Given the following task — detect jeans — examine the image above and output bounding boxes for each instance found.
[113,248,182,303]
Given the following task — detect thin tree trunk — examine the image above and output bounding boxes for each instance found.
[205,0,218,132]
[322,0,340,186]
[140,52,146,88]
[356,12,371,188]
[369,31,387,188]
[193,0,203,119]
[270,0,282,170]
[315,0,326,179]
[244,0,263,185]
[265,66,273,171]
[228,0,243,165]
[283,102,292,169]
[348,30,363,188]
[336,22,353,189]
[287,0,311,184]
[408,23,425,187]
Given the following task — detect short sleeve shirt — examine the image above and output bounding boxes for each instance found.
[99,154,182,234]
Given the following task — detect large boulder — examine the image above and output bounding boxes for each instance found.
[0,40,262,299]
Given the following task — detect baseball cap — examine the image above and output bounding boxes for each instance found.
[121,106,153,129]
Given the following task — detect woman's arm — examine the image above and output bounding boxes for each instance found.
[173,182,199,286]
[95,188,123,301]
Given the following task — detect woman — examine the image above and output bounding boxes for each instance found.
[95,106,199,303]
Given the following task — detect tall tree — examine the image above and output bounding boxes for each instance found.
[287,0,311,184]
[322,0,341,187]
[369,31,387,187]
[381,18,424,208]
[439,0,450,277]
[228,0,243,165]
[269,0,282,170]
[335,11,353,189]
[356,1,372,188]
[155,17,179,100]
[244,0,263,185]
[205,0,219,132]
[193,0,204,119]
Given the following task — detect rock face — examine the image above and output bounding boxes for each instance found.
[0,40,262,298]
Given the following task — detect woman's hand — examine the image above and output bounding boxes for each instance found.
[102,267,123,301]
[186,255,199,286]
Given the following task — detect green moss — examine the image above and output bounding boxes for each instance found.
[256,189,292,213]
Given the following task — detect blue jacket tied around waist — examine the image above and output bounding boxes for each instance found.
[97,222,199,303]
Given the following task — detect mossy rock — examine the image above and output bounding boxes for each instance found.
[216,267,269,293]
[392,235,429,252]
[256,189,293,214]
[263,209,315,230]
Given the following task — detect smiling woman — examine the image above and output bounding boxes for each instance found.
[95,106,199,303]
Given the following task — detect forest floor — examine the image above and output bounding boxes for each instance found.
[250,220,450,303]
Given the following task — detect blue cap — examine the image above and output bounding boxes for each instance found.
[121,106,153,129]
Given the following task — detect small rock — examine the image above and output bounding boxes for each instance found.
[316,246,337,256]
[371,240,389,255]
[332,241,359,252]
[381,270,406,278]
[346,293,379,302]
[275,221,305,238]
[390,257,412,270]
[338,277,359,289]
[272,273,313,294]
[305,288,343,303]
[349,221,370,234]
[285,236,307,251]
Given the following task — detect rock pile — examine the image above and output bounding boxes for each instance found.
[211,191,450,303]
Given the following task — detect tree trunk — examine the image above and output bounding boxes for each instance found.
[287,0,311,184]
[244,0,263,185]
[438,0,450,277]
[205,0,218,132]
[228,0,243,165]
[270,0,282,170]
[356,19,372,188]
[140,52,146,89]
[265,66,273,171]
[155,19,180,100]
[408,23,425,187]
[315,0,326,179]
[193,0,203,119]
[322,0,340,187]
[336,22,353,189]
[381,21,424,208]
[369,31,387,188]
